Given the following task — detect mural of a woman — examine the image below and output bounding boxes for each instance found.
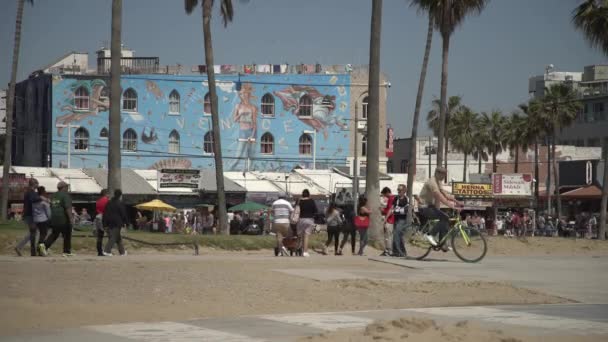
[230,83,258,171]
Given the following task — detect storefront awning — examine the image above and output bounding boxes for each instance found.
[561,185,602,199]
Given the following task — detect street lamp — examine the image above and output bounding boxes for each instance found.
[303,130,317,170]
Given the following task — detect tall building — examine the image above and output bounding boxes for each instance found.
[11,53,389,172]
[529,64,608,149]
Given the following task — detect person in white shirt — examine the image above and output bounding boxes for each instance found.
[270,194,294,256]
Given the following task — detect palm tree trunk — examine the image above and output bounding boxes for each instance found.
[534,140,539,210]
[514,147,519,173]
[444,136,449,171]
[406,13,433,225]
[463,152,467,182]
[553,132,561,220]
[202,0,228,234]
[1,0,26,222]
[436,32,450,170]
[107,0,122,195]
[478,150,482,173]
[599,143,608,240]
[365,0,383,244]
[492,149,497,173]
[546,137,552,215]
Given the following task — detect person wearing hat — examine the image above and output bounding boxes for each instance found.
[418,167,463,249]
[229,82,258,171]
[42,181,74,256]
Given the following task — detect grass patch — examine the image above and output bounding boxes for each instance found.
[0,221,329,254]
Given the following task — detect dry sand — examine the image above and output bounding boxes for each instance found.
[301,317,608,342]
[0,254,569,335]
[485,236,608,256]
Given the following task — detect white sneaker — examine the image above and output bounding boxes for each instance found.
[120,251,128,256]
[102,252,113,257]
[425,234,438,246]
[302,252,310,257]
[281,246,289,256]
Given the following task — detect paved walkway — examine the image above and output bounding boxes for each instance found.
[2,304,607,341]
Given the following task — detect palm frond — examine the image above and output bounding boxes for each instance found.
[572,0,608,56]
[184,0,199,14]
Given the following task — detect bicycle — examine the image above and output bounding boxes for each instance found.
[405,213,487,263]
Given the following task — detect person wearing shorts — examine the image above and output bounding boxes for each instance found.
[296,189,318,257]
[270,194,294,256]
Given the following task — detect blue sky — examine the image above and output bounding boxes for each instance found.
[1,0,606,137]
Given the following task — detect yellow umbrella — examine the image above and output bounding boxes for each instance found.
[135,199,177,212]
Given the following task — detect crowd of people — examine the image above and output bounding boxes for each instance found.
[269,167,464,257]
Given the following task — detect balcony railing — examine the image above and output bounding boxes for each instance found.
[97,57,160,74]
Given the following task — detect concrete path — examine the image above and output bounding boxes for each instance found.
[2,304,607,341]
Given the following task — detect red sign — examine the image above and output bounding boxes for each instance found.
[0,173,28,201]
[386,127,394,158]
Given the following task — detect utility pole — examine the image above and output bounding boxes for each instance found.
[56,124,80,168]
[353,107,359,200]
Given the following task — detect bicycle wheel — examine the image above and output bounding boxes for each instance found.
[451,225,487,263]
[405,223,432,260]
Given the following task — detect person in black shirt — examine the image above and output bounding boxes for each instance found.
[102,189,129,256]
[296,189,318,257]
[15,178,45,256]
[389,184,409,257]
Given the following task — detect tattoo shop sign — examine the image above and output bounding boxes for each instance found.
[452,182,493,198]
[157,169,200,189]
[492,173,533,197]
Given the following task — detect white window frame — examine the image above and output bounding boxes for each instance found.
[168,130,180,154]
[298,95,312,118]
[299,133,312,155]
[203,92,211,116]
[99,127,109,140]
[122,128,138,152]
[74,127,89,151]
[74,86,90,111]
[203,131,215,155]
[122,88,138,112]
[361,96,369,120]
[169,90,180,115]
[261,93,275,117]
[260,132,274,155]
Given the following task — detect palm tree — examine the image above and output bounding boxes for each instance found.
[418,0,489,169]
[519,101,544,209]
[185,0,234,235]
[427,95,463,169]
[573,0,608,240]
[406,1,435,224]
[481,110,506,173]
[107,0,122,195]
[534,84,582,220]
[448,106,478,182]
[365,0,384,244]
[472,126,489,174]
[504,108,537,174]
[1,0,33,222]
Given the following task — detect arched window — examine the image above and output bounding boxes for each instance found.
[203,131,214,154]
[99,127,108,139]
[74,127,89,150]
[260,132,274,155]
[298,94,312,117]
[74,86,90,110]
[261,93,275,117]
[299,133,312,155]
[361,136,367,157]
[122,128,137,151]
[168,130,180,154]
[122,88,137,112]
[362,96,369,120]
[203,92,211,115]
[169,90,180,114]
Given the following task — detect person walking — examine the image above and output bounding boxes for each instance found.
[354,196,371,256]
[43,181,74,257]
[94,189,110,256]
[15,178,45,256]
[102,189,128,256]
[270,194,294,256]
[323,202,343,255]
[380,187,395,256]
[389,184,409,257]
[33,186,51,256]
[337,202,357,256]
[296,189,318,257]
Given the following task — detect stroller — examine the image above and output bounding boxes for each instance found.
[275,224,302,256]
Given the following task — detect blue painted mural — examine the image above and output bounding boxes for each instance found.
[51,74,351,171]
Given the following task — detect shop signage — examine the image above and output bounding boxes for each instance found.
[452,182,493,197]
[386,127,394,158]
[157,169,200,189]
[0,173,28,201]
[463,199,493,209]
[492,173,533,197]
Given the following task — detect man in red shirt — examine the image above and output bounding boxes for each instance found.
[95,189,109,256]
[380,187,395,256]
